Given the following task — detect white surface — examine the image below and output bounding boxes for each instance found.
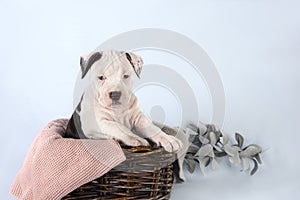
[1,0,300,199]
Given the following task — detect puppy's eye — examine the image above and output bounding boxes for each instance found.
[123,74,130,79]
[98,75,105,80]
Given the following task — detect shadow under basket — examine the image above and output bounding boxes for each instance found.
[63,146,176,200]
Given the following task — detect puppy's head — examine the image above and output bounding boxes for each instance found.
[80,50,143,108]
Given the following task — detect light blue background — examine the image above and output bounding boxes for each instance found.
[1,0,299,199]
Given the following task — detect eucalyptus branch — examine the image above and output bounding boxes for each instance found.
[184,123,263,176]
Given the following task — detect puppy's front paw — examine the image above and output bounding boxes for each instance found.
[122,135,149,147]
[150,133,183,152]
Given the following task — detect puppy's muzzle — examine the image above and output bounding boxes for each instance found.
[109,91,122,101]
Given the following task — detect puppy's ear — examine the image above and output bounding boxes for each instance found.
[125,52,143,78]
[80,51,102,79]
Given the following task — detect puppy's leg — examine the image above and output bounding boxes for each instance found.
[96,120,149,146]
[134,114,183,152]
[148,130,183,152]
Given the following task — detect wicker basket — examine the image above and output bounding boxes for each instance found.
[63,146,176,200]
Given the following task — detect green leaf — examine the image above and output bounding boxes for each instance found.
[196,144,213,157]
[199,135,209,144]
[209,132,217,145]
[187,144,199,154]
[242,157,250,171]
[211,158,219,170]
[240,144,262,157]
[224,145,238,157]
[208,149,215,158]
[186,127,198,136]
[198,122,208,136]
[199,162,207,175]
[186,159,197,173]
[250,158,259,175]
[203,157,211,167]
[222,134,230,145]
[185,153,195,160]
[235,132,244,148]
[229,155,241,164]
[254,154,262,164]
[215,151,227,157]
[187,123,199,133]
[213,144,223,152]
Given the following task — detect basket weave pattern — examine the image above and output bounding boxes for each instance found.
[63,146,175,200]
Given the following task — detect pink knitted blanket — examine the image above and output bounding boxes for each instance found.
[10,119,126,200]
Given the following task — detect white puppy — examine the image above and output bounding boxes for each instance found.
[66,50,182,152]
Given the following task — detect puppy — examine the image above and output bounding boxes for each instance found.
[66,50,182,152]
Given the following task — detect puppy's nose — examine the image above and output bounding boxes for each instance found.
[109,91,121,101]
